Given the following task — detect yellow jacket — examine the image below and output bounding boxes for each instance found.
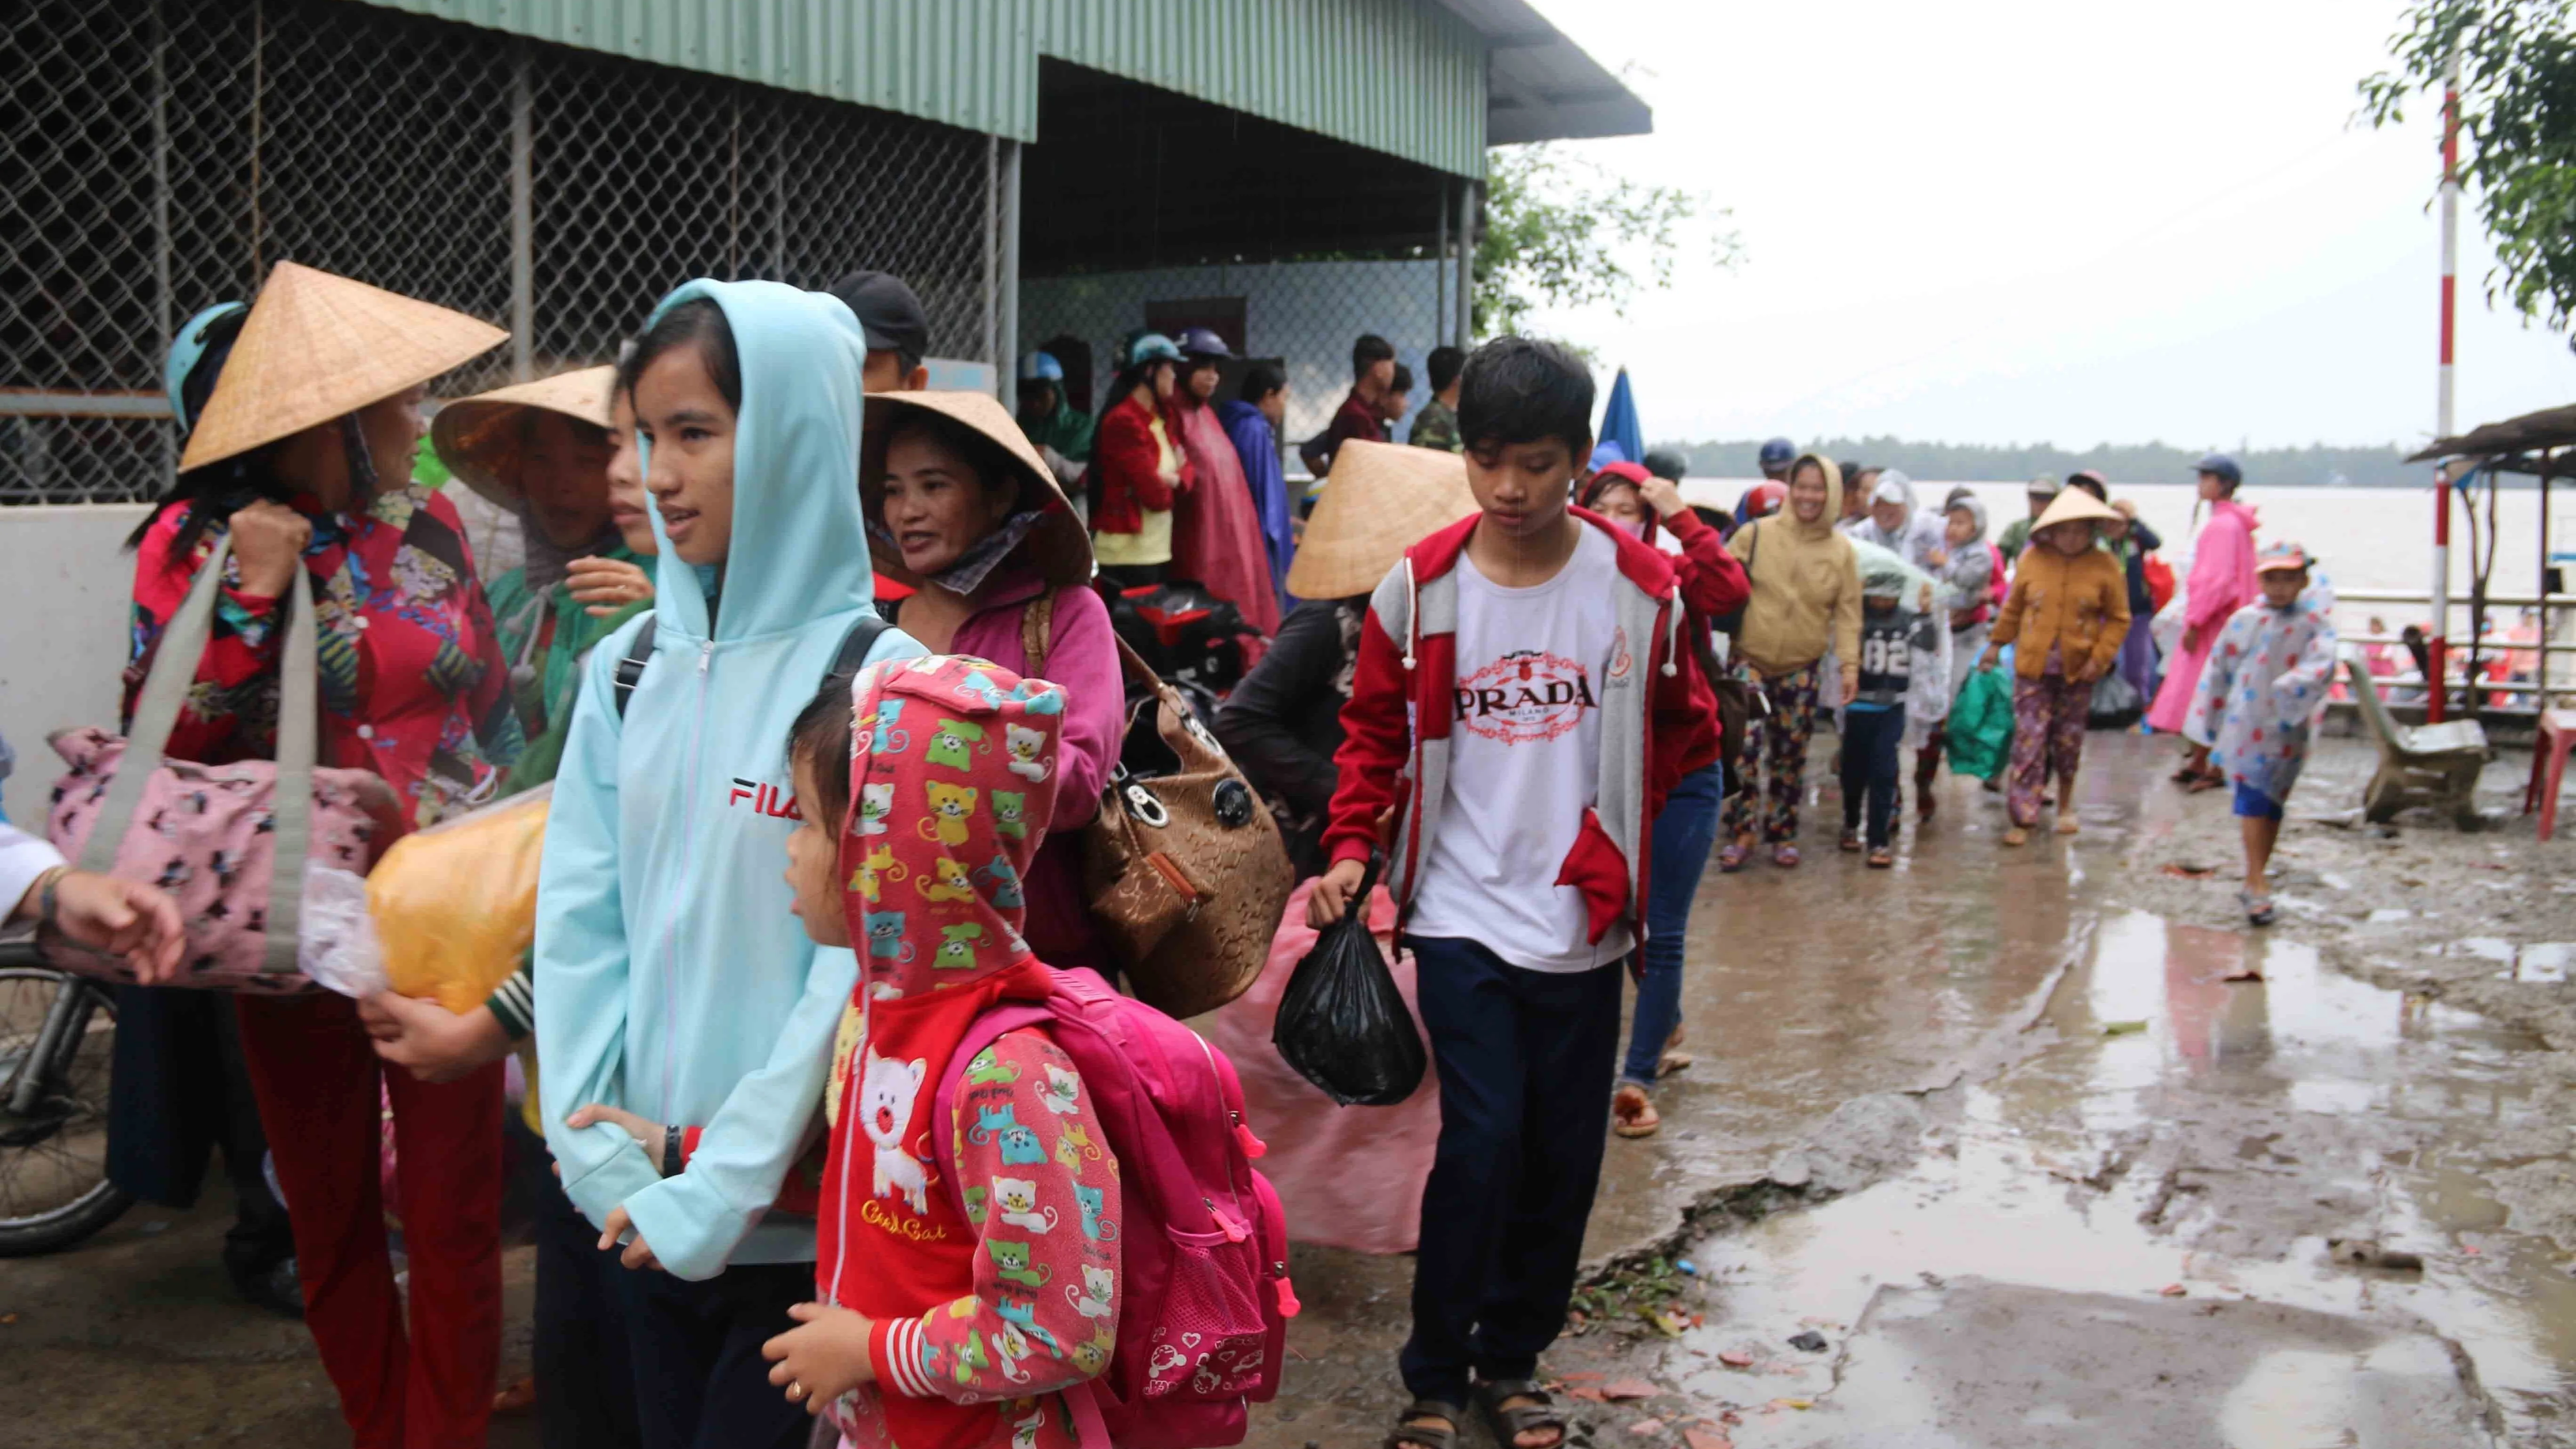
[1726,456,1862,679]
[1991,543,2130,680]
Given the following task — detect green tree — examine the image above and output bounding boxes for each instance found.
[2361,0,2576,342]
[1473,145,1739,339]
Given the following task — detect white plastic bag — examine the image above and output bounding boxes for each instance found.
[299,865,388,998]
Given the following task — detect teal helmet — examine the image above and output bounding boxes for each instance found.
[165,302,248,437]
[1127,332,1184,367]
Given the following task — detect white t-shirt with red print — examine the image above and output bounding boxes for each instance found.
[1407,525,1635,973]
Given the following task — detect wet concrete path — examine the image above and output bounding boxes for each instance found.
[1253,731,2576,1447]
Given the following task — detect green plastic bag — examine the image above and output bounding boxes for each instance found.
[1947,664,2015,781]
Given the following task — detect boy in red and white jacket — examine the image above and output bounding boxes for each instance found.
[1305,338,1714,1449]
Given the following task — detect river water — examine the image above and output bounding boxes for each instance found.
[1680,478,2571,636]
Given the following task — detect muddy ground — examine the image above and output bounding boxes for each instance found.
[4,726,2573,1447]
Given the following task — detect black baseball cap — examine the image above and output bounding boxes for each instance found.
[826,270,930,367]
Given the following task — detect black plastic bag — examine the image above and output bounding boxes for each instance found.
[1272,858,1427,1107]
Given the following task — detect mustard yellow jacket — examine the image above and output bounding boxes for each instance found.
[1991,544,2130,680]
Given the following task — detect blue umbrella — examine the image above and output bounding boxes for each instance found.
[1598,367,1644,468]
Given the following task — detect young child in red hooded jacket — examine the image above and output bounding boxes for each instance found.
[759,655,1123,1449]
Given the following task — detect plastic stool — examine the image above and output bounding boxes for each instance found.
[2525,710,2576,840]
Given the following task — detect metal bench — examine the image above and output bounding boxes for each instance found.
[2347,658,2491,827]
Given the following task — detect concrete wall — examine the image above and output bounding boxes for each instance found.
[1,505,153,826]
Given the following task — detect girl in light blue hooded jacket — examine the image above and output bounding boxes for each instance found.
[532,279,923,1449]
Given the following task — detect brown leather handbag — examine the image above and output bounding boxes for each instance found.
[1078,634,1292,1020]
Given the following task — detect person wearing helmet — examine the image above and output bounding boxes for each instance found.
[1089,332,1191,586]
[1014,349,1094,465]
[1732,435,1797,523]
[1167,327,1283,635]
[96,305,306,1323]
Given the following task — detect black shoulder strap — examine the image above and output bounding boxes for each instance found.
[612,615,658,720]
[830,612,894,680]
[612,610,890,723]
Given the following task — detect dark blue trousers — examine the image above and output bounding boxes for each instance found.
[615,1256,813,1449]
[1399,935,1624,1406]
[533,1163,639,1449]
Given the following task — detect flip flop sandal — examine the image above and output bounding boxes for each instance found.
[1839,829,1863,853]
[1476,1379,1570,1449]
[2002,827,2029,847]
[1773,844,1802,868]
[1656,1049,1696,1078]
[1868,848,1895,869]
[1717,842,1752,873]
[2238,889,2278,926]
[2183,772,2226,794]
[1386,1401,1466,1449]
[1611,1083,1660,1138]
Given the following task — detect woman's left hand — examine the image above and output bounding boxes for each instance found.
[1637,475,1688,520]
[566,556,654,617]
[764,1302,877,1413]
[566,1103,668,1174]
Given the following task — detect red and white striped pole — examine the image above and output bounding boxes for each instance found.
[2429,58,2460,723]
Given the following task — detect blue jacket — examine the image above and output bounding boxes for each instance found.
[535,280,925,1280]
[1219,399,1295,608]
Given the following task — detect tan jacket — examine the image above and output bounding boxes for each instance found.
[1991,543,2130,680]
[1725,455,1862,679]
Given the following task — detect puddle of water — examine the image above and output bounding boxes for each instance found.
[1668,910,2566,1438]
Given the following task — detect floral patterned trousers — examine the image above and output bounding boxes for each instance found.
[1722,661,1821,844]
[2007,673,2090,828]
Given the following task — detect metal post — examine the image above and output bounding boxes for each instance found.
[1455,180,1477,346]
[2429,55,2461,722]
[152,0,173,475]
[983,135,1000,370]
[1435,179,1449,347]
[997,139,1022,404]
[509,45,534,381]
[2544,448,2558,706]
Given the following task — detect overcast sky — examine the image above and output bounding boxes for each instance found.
[1521,0,2576,450]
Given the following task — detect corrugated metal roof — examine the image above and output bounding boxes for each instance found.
[349,0,1644,177]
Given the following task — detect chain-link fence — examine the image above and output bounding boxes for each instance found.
[1020,259,1450,462]
[3,0,1001,506]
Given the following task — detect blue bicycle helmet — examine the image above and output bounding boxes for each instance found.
[165,301,248,437]
[1018,350,1065,383]
[1757,436,1796,469]
[1128,332,1184,366]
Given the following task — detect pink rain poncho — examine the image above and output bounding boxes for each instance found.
[2182,571,2338,803]
[1169,394,1283,645]
[2145,498,2259,733]
[1197,879,1438,1255]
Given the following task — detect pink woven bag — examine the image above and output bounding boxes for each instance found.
[43,534,398,990]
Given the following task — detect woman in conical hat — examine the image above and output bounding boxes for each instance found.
[433,364,656,793]
[858,388,1123,982]
[1196,439,1477,1257]
[122,260,518,1446]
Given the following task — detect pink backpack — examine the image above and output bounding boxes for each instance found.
[933,965,1296,1449]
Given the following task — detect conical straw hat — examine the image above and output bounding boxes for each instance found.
[179,261,509,473]
[432,365,621,508]
[860,390,1094,589]
[1286,439,1479,600]
[2033,488,2121,532]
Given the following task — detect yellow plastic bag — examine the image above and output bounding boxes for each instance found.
[366,785,549,1014]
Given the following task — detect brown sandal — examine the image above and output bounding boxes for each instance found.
[1476,1380,1570,1449]
[1612,1083,1660,1137]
